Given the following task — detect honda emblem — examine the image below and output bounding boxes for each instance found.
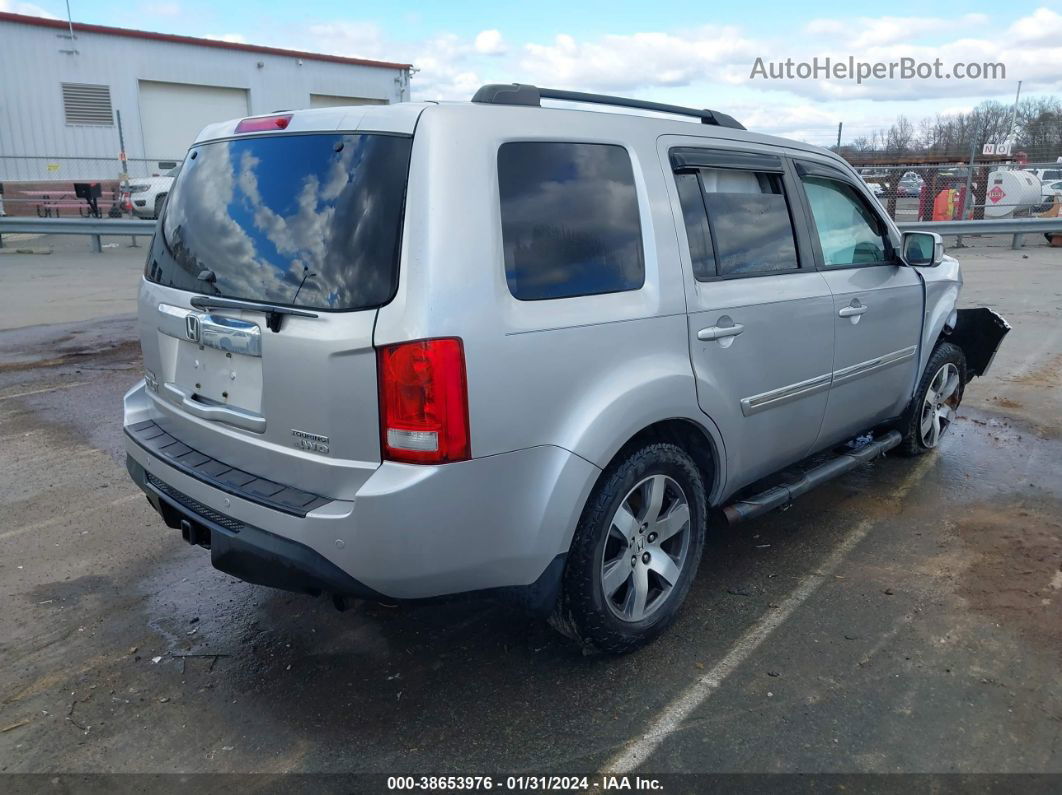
[185,314,201,342]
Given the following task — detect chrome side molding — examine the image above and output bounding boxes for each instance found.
[740,345,918,417]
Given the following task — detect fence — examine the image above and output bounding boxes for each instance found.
[0,154,183,183]
[0,155,185,220]
[855,160,1062,224]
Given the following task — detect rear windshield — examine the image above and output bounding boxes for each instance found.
[150,132,411,311]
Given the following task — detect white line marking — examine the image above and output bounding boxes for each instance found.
[0,382,91,402]
[0,493,142,542]
[603,452,937,774]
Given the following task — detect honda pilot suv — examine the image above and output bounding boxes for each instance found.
[124,84,1008,653]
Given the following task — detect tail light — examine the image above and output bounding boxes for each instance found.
[377,338,470,464]
[235,114,292,133]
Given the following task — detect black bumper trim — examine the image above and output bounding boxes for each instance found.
[127,455,384,600]
[125,420,330,517]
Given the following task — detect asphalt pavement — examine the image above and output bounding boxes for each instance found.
[0,235,1059,777]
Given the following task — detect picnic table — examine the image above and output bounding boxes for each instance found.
[18,189,102,218]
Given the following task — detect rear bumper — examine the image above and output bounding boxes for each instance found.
[124,382,598,606]
[127,455,386,600]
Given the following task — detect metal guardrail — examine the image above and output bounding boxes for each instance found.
[898,217,1062,250]
[0,216,156,253]
[1,215,1058,255]
[897,218,1062,234]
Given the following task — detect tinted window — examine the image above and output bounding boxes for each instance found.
[801,177,888,267]
[498,142,644,300]
[151,133,411,311]
[698,168,799,276]
[674,172,716,279]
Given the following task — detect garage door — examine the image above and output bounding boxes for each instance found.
[309,93,387,108]
[138,81,249,160]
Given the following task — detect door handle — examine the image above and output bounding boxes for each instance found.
[698,323,745,341]
[838,304,868,317]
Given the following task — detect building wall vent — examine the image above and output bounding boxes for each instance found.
[62,82,114,126]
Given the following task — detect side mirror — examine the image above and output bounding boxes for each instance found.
[902,231,944,266]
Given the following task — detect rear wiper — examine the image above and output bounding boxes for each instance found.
[189,295,318,333]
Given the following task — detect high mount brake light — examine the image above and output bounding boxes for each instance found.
[377,338,471,465]
[235,114,292,133]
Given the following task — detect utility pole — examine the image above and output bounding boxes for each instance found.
[1007,80,1023,146]
[836,122,843,149]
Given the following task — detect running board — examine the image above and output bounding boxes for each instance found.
[721,430,903,524]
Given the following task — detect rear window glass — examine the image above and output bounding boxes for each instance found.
[151,132,411,311]
[498,142,644,301]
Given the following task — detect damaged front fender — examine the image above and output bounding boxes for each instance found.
[946,308,1011,380]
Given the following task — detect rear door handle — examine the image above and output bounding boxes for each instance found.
[838,305,868,317]
[162,382,266,434]
[698,323,745,341]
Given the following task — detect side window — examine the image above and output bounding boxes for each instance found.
[697,168,799,277]
[801,176,890,268]
[497,142,645,301]
[674,172,716,279]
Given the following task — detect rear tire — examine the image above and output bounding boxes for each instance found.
[898,342,966,456]
[551,442,707,654]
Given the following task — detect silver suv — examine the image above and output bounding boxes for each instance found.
[124,84,1008,653]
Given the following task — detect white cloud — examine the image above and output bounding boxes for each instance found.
[804,14,989,49]
[198,7,1062,110]
[0,0,57,17]
[299,23,485,100]
[1008,7,1062,43]
[474,29,506,55]
[520,27,759,92]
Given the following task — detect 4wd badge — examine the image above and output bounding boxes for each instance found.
[291,429,330,455]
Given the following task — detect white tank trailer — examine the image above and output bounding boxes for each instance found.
[983,169,1043,218]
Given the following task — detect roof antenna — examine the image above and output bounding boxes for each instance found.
[291,267,316,306]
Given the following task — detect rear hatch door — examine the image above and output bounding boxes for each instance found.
[138,120,414,500]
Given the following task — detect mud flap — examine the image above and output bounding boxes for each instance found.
[947,308,1010,380]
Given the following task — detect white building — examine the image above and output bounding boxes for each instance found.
[0,11,412,182]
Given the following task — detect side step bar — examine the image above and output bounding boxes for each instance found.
[722,430,903,524]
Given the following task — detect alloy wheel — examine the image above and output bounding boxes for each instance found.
[600,474,692,622]
[920,362,961,448]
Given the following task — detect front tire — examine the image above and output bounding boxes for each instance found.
[899,342,966,456]
[551,442,707,654]
[153,194,167,220]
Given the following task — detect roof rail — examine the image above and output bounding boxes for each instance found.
[470,83,746,130]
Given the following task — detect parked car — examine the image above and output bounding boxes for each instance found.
[898,174,924,197]
[126,165,180,219]
[1031,167,1062,184]
[862,179,885,200]
[1040,179,1062,208]
[124,84,1008,653]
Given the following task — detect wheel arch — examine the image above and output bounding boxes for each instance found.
[591,417,726,509]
